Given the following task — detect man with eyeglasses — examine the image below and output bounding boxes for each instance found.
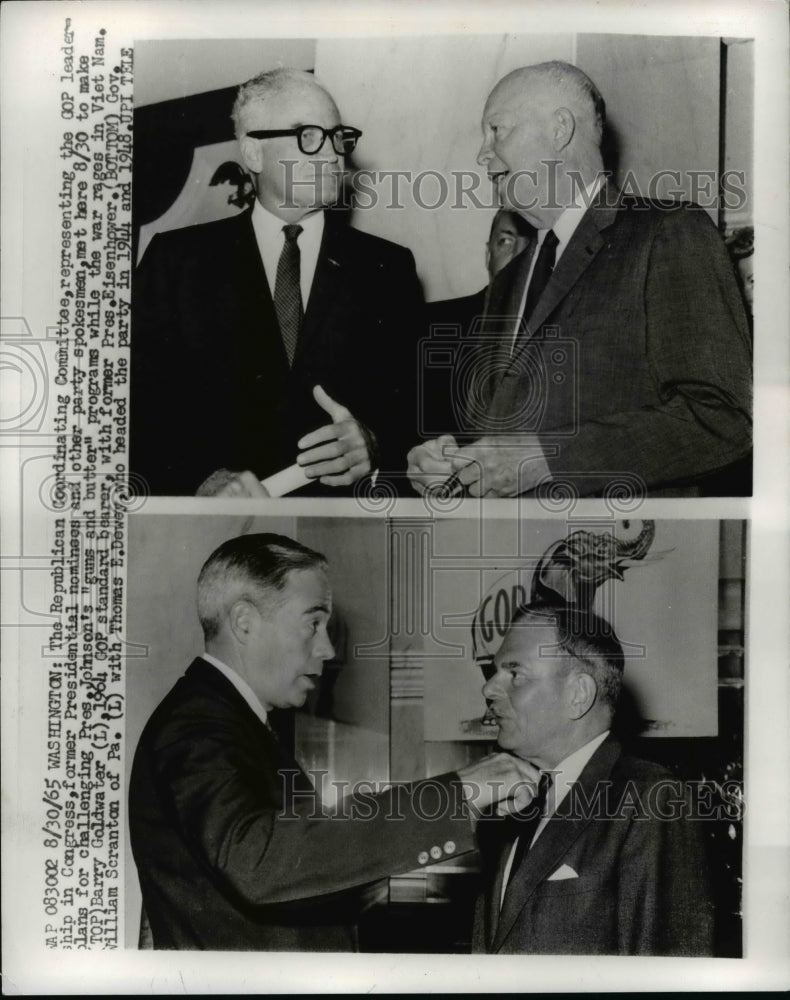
[131,68,423,496]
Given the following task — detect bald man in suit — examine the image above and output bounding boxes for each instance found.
[408,61,752,498]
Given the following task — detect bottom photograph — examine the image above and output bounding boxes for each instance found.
[124,515,745,956]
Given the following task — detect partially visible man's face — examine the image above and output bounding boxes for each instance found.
[478,77,559,229]
[737,256,754,311]
[245,567,335,710]
[241,83,345,218]
[482,619,574,767]
[486,210,531,277]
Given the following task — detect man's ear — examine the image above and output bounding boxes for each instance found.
[567,670,597,719]
[228,599,256,644]
[552,107,576,152]
[239,134,263,175]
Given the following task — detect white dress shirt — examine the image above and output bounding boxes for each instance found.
[511,174,605,351]
[500,728,610,907]
[201,652,270,729]
[251,199,324,310]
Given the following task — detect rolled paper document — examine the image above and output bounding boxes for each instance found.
[260,463,312,497]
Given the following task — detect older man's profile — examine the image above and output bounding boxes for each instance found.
[408,60,752,498]
[472,601,714,955]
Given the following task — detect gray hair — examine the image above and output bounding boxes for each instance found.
[509,601,624,710]
[197,533,327,641]
[231,67,323,139]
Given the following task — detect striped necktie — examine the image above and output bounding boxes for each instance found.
[274,224,304,365]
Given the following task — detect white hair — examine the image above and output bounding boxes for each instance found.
[231,67,327,139]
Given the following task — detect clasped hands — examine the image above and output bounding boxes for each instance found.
[197,385,375,498]
[406,434,551,499]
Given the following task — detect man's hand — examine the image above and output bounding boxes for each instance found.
[296,385,376,487]
[448,434,552,498]
[457,753,542,820]
[406,435,459,495]
[196,469,271,498]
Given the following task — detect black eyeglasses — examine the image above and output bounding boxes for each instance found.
[245,124,362,156]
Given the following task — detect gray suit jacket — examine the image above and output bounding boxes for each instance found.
[472,737,714,955]
[473,187,752,496]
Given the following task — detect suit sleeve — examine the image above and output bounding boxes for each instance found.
[362,246,425,484]
[541,206,752,493]
[160,719,474,907]
[616,781,715,956]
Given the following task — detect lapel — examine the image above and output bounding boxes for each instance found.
[491,736,622,953]
[491,184,621,392]
[487,238,536,325]
[485,825,517,950]
[471,241,536,418]
[296,211,348,364]
[187,657,316,795]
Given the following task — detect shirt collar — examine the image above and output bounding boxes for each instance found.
[545,728,610,813]
[251,197,324,244]
[546,174,605,253]
[201,652,269,728]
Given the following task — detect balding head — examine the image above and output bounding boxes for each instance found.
[489,62,605,146]
[478,61,606,227]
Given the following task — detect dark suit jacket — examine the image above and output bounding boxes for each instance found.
[422,288,487,437]
[130,209,424,495]
[472,737,714,955]
[129,658,474,950]
[464,188,752,496]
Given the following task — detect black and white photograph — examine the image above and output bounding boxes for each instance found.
[124,515,745,957]
[129,31,754,500]
[1,0,788,995]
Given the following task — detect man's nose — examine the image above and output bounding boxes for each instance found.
[477,138,493,167]
[482,670,503,699]
[315,136,340,161]
[315,631,335,661]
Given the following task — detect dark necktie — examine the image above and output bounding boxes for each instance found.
[504,771,553,884]
[274,224,304,365]
[522,229,558,324]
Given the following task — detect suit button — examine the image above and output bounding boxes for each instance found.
[443,841,456,855]
[417,851,429,865]
[430,845,442,860]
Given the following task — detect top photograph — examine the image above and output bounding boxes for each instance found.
[129,32,753,500]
